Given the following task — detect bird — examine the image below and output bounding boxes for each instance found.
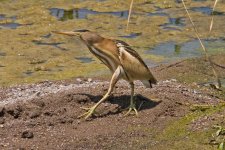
[52,29,157,119]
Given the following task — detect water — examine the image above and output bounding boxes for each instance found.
[0,23,21,29]
[75,57,94,63]
[148,11,168,17]
[146,39,225,64]
[118,32,142,39]
[191,7,225,15]
[0,14,22,29]
[50,8,129,21]
[32,40,68,51]
[148,9,186,30]
[160,17,185,30]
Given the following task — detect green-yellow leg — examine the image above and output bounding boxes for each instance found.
[78,66,122,120]
[124,82,138,116]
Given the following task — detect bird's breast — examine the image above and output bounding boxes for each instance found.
[89,46,118,72]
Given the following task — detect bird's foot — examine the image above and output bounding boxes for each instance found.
[78,105,97,120]
[124,103,138,116]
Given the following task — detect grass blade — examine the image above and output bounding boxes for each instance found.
[126,0,134,31]
[209,0,219,32]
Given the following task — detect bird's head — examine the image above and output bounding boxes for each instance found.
[52,29,103,45]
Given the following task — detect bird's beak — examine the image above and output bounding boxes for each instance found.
[52,31,80,36]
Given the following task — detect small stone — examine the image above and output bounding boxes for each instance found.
[87,78,92,82]
[6,105,22,118]
[21,131,34,139]
[29,110,41,119]
[76,78,82,83]
[0,118,5,124]
[36,92,41,96]
[0,124,4,128]
[0,106,5,117]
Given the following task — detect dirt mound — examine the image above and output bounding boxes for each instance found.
[0,78,220,149]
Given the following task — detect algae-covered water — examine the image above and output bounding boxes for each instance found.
[0,0,225,86]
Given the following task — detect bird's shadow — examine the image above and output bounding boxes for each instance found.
[78,93,161,115]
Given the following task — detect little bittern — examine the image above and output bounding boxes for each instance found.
[53,30,157,119]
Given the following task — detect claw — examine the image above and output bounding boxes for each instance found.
[80,107,91,110]
[124,104,138,116]
[78,106,97,120]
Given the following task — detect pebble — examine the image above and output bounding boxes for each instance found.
[87,78,92,82]
[21,131,34,139]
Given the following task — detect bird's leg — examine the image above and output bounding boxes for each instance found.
[78,66,122,120]
[124,82,138,116]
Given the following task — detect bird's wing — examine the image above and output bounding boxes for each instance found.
[115,40,157,85]
[115,40,149,70]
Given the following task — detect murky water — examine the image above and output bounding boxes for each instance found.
[0,14,21,29]
[146,39,225,64]
[118,32,142,39]
[50,8,129,21]
[75,57,94,63]
[191,7,224,15]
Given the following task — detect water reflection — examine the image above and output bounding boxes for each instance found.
[160,17,185,30]
[50,8,129,21]
[148,9,186,30]
[147,39,225,64]
[148,41,202,60]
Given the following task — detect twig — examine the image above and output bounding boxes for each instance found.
[209,0,219,32]
[126,0,134,31]
[212,61,225,69]
[181,0,221,88]
[158,59,186,71]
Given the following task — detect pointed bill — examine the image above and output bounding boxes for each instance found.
[52,31,80,36]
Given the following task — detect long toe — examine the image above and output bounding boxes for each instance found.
[124,105,138,116]
[78,106,96,120]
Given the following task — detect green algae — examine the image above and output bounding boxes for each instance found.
[152,103,225,150]
[0,0,225,86]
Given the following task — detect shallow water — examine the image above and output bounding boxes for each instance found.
[146,39,225,64]
[75,57,94,63]
[191,7,225,15]
[50,8,129,21]
[0,14,21,29]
